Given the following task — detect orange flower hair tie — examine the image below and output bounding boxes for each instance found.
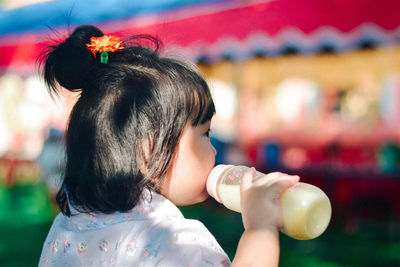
[86,35,124,64]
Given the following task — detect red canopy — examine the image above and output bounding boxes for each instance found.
[1,0,400,72]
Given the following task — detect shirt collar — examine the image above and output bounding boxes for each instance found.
[66,190,183,231]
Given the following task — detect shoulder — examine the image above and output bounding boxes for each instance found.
[142,216,230,266]
[167,217,220,248]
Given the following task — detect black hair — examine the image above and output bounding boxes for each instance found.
[40,25,215,216]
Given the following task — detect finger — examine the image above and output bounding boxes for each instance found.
[266,172,283,179]
[268,172,299,184]
[253,173,299,187]
[241,167,256,191]
[268,178,298,196]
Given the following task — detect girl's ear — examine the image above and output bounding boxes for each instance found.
[139,133,154,175]
[143,133,154,162]
[158,148,177,197]
[158,134,183,196]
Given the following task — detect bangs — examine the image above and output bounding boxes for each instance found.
[168,59,216,126]
[188,81,215,126]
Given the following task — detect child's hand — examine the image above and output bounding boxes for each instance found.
[240,168,300,232]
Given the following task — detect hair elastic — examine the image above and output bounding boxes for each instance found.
[86,35,124,64]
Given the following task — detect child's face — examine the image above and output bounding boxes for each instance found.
[160,120,216,206]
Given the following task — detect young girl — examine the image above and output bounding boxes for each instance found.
[39,25,299,266]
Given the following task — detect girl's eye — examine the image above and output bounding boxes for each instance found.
[204,129,211,138]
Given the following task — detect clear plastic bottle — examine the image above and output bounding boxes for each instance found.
[206,165,332,240]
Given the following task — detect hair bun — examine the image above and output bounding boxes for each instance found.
[43,25,104,92]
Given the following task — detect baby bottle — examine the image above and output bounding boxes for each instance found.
[206,165,332,240]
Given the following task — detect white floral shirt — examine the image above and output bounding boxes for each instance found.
[39,191,231,266]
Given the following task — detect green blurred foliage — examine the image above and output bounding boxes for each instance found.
[0,182,52,266]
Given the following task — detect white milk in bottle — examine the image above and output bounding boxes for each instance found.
[206,165,332,240]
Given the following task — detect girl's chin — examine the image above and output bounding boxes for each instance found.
[178,192,209,206]
[197,191,210,204]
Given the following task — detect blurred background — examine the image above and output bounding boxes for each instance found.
[1,0,400,266]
